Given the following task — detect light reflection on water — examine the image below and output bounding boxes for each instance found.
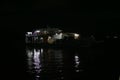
[74,53,80,72]
[25,44,110,80]
[26,47,65,80]
[26,48,42,80]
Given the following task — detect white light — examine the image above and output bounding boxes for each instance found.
[74,55,80,68]
[74,33,80,39]
[48,36,52,39]
[74,33,79,37]
[26,48,41,77]
[75,55,79,59]
[40,37,43,40]
[54,33,63,39]
[76,62,80,64]
[27,32,32,35]
[33,49,40,67]
[76,70,80,72]
[58,30,62,32]
[36,75,40,78]
[35,30,40,33]
[75,55,79,62]
[27,50,33,58]
[44,31,47,34]
[41,48,43,53]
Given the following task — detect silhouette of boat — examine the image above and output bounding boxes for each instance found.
[25,28,98,47]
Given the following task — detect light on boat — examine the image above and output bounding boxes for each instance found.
[35,30,40,33]
[27,32,32,35]
[74,33,80,39]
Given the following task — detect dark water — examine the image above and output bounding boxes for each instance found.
[2,40,120,80]
[24,44,106,80]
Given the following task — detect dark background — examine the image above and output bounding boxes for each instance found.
[0,1,114,35]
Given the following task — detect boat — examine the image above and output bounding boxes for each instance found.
[25,28,99,47]
[25,28,80,46]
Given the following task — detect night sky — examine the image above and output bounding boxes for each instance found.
[0,1,116,37]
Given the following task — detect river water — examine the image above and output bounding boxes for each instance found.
[24,44,106,80]
[2,40,119,80]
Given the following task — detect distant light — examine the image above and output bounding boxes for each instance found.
[27,50,33,58]
[74,33,79,37]
[36,75,40,78]
[76,70,80,72]
[33,49,41,69]
[74,33,80,39]
[48,36,52,39]
[40,37,43,40]
[76,62,80,64]
[75,55,79,59]
[27,32,32,35]
[44,31,47,34]
[58,30,62,32]
[35,30,40,33]
[75,55,79,62]
[74,55,80,68]
[41,48,43,53]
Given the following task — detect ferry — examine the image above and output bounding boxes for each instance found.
[25,28,98,47]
